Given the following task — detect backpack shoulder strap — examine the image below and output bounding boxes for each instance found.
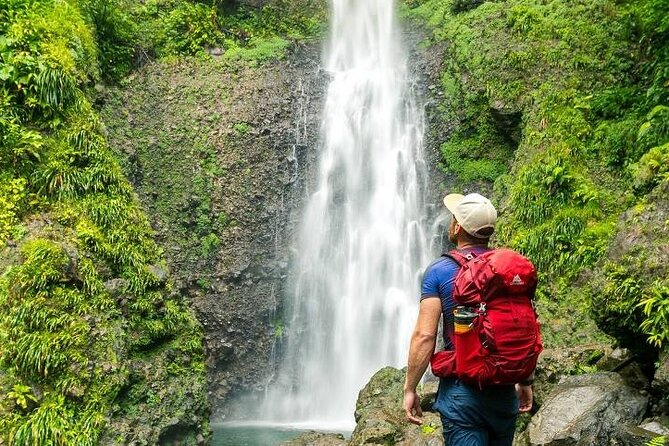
[442,249,478,267]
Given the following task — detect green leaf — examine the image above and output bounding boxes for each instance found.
[0,36,12,49]
[637,121,652,140]
[0,65,14,81]
[647,105,669,120]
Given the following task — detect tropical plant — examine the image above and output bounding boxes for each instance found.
[7,384,37,410]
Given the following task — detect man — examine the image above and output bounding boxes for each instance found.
[403,193,533,446]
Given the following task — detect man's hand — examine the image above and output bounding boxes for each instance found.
[515,383,533,413]
[403,389,423,425]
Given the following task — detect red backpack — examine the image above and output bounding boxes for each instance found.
[430,248,543,387]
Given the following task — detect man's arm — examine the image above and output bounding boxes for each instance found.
[403,297,442,425]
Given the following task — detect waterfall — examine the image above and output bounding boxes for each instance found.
[263,0,431,429]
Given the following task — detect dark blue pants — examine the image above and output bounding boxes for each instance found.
[433,378,518,446]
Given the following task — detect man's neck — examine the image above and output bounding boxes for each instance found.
[457,241,488,250]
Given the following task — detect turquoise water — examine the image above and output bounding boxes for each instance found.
[211,425,306,446]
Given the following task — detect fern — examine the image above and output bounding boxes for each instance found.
[637,283,669,347]
[646,436,667,446]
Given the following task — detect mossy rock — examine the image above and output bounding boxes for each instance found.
[588,179,669,352]
[350,368,443,446]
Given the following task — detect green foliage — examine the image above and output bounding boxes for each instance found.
[7,384,37,410]
[200,232,221,257]
[646,436,667,446]
[421,422,437,435]
[82,0,138,82]
[0,0,208,442]
[128,0,325,65]
[0,177,27,244]
[406,0,669,348]
[633,142,669,193]
[439,116,512,184]
[0,0,97,118]
[233,121,251,134]
[160,2,222,55]
[591,262,646,342]
[223,36,290,62]
[638,282,669,347]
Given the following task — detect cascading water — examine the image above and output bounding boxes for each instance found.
[263,0,431,429]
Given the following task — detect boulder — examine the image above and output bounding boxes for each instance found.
[608,417,669,446]
[652,350,669,398]
[533,345,613,407]
[527,373,648,445]
[640,418,669,435]
[349,367,443,446]
[282,431,347,446]
[614,425,665,446]
[597,347,650,390]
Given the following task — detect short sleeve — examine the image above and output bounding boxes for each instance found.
[420,257,460,301]
[421,263,441,299]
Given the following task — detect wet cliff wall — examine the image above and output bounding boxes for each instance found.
[101,44,328,419]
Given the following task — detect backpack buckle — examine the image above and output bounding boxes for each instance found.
[478,302,487,314]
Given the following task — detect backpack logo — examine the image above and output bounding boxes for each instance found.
[511,274,524,286]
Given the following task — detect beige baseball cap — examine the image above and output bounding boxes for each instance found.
[443,193,497,239]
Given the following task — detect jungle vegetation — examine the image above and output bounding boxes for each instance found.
[0,0,324,443]
[403,0,669,351]
[0,0,667,442]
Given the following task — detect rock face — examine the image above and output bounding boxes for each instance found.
[526,373,648,446]
[349,367,443,446]
[282,431,348,446]
[101,44,328,419]
[652,350,669,415]
[102,20,446,419]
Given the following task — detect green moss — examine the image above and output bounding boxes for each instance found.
[201,232,221,257]
[223,36,291,63]
[421,423,437,435]
[233,121,251,134]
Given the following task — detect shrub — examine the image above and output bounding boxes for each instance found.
[160,2,223,55]
[82,0,138,81]
[633,143,669,193]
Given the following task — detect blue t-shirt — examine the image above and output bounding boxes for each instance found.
[421,247,490,349]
